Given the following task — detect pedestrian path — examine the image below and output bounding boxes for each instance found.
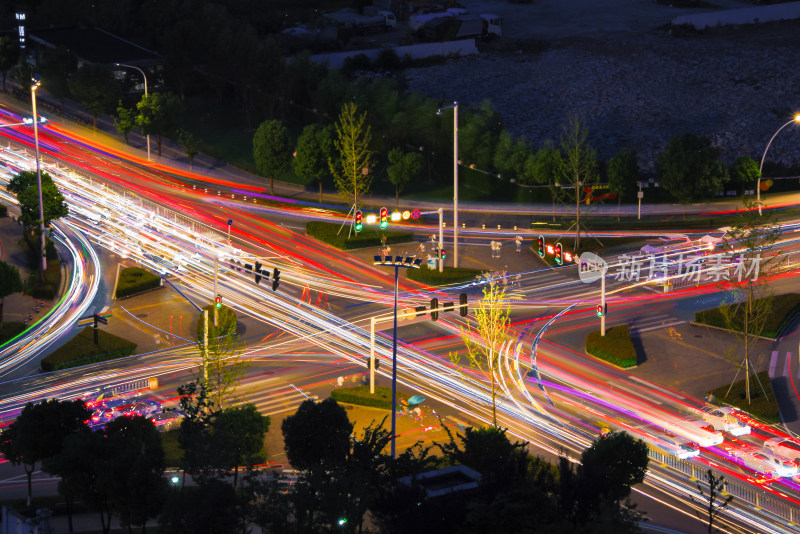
[628,312,686,335]
[239,380,317,417]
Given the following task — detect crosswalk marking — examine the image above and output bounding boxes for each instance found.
[769,350,779,378]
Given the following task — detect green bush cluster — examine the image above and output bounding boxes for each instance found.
[407,266,481,286]
[694,293,800,339]
[585,325,637,368]
[711,371,780,424]
[306,221,413,250]
[330,385,409,411]
[0,322,27,346]
[115,267,162,299]
[41,327,137,372]
[30,259,61,300]
[0,204,7,217]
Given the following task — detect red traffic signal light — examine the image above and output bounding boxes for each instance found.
[596,304,606,317]
[440,248,447,259]
[537,235,545,257]
[355,210,363,232]
[214,295,222,309]
[554,242,563,265]
[379,207,388,229]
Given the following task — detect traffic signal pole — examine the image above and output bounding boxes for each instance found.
[601,271,606,337]
[214,257,218,327]
[438,207,444,273]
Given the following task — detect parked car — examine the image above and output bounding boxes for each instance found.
[700,406,751,436]
[735,448,799,478]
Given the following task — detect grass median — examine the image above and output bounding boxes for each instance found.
[41,327,137,372]
[585,325,637,368]
[306,221,413,250]
[694,292,800,339]
[710,371,780,424]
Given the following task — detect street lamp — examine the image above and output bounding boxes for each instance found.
[372,254,422,458]
[758,114,800,215]
[30,74,47,274]
[115,63,150,162]
[437,102,458,268]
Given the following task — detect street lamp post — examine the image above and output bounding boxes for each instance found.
[115,63,150,162]
[758,114,800,215]
[437,102,458,268]
[373,254,422,458]
[30,75,47,274]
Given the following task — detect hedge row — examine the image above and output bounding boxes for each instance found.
[306,221,413,250]
[695,292,800,339]
[0,322,27,346]
[330,385,409,410]
[30,259,61,299]
[41,327,137,372]
[115,267,161,299]
[711,371,780,424]
[585,325,637,368]
[407,266,482,286]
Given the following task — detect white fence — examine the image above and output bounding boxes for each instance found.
[673,1,800,29]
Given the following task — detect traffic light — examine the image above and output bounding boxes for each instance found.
[554,242,563,265]
[254,261,262,284]
[596,304,607,317]
[366,357,380,371]
[440,248,447,259]
[272,268,280,291]
[430,298,439,321]
[537,235,545,257]
[215,295,222,309]
[460,293,468,317]
[355,210,363,232]
[379,207,389,229]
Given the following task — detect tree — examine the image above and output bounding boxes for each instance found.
[458,100,502,171]
[0,399,91,506]
[114,101,135,144]
[39,46,77,115]
[451,281,510,427]
[0,261,23,328]
[579,431,648,506]
[522,143,564,222]
[7,170,69,229]
[281,398,353,475]
[730,155,760,193]
[719,197,781,404]
[43,431,100,532]
[158,479,240,534]
[294,123,334,203]
[178,129,201,170]
[493,130,530,180]
[253,119,291,196]
[558,117,598,250]
[693,469,733,534]
[68,63,120,128]
[329,102,375,209]
[657,133,729,203]
[210,404,270,488]
[387,148,424,208]
[0,35,20,93]
[101,415,166,532]
[136,92,183,157]
[607,148,639,220]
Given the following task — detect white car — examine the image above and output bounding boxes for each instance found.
[700,407,751,436]
[764,438,800,463]
[735,448,799,478]
[652,432,700,460]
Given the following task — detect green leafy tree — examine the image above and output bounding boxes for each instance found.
[7,170,69,229]
[657,133,729,203]
[282,398,353,475]
[136,92,183,157]
[253,119,291,196]
[39,46,77,114]
[158,479,240,534]
[12,63,33,93]
[522,143,564,221]
[458,100,502,170]
[387,148,424,208]
[0,36,20,92]
[102,415,166,532]
[693,469,733,534]
[0,399,91,506]
[294,123,334,203]
[730,155,760,192]
[451,281,510,427]
[114,100,135,144]
[579,431,648,506]
[0,261,23,328]
[178,129,201,170]
[607,148,640,220]
[329,102,375,209]
[558,116,598,250]
[68,63,120,128]
[210,404,270,488]
[493,130,530,180]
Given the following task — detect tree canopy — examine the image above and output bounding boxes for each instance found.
[0,260,23,328]
[136,92,183,156]
[253,119,291,195]
[329,102,374,209]
[657,133,729,203]
[7,170,69,229]
[294,123,334,202]
[68,63,120,128]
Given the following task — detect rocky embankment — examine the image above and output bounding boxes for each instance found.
[403,28,800,173]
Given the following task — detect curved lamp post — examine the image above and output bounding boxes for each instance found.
[30,74,47,274]
[758,114,800,215]
[437,102,458,268]
[115,63,150,161]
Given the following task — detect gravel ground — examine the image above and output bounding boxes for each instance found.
[402,0,800,171]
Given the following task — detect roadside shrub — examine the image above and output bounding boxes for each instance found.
[342,53,372,77]
[711,371,779,424]
[0,322,27,345]
[115,267,161,298]
[41,327,137,372]
[0,204,7,217]
[306,221,413,250]
[30,259,61,299]
[407,266,481,286]
[585,325,637,368]
[331,385,409,410]
[694,293,800,339]
[375,48,401,71]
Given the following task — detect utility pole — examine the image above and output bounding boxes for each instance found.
[438,207,444,273]
[601,271,606,336]
[213,257,218,327]
[202,308,209,384]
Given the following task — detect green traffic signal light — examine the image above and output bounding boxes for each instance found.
[215,296,222,309]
